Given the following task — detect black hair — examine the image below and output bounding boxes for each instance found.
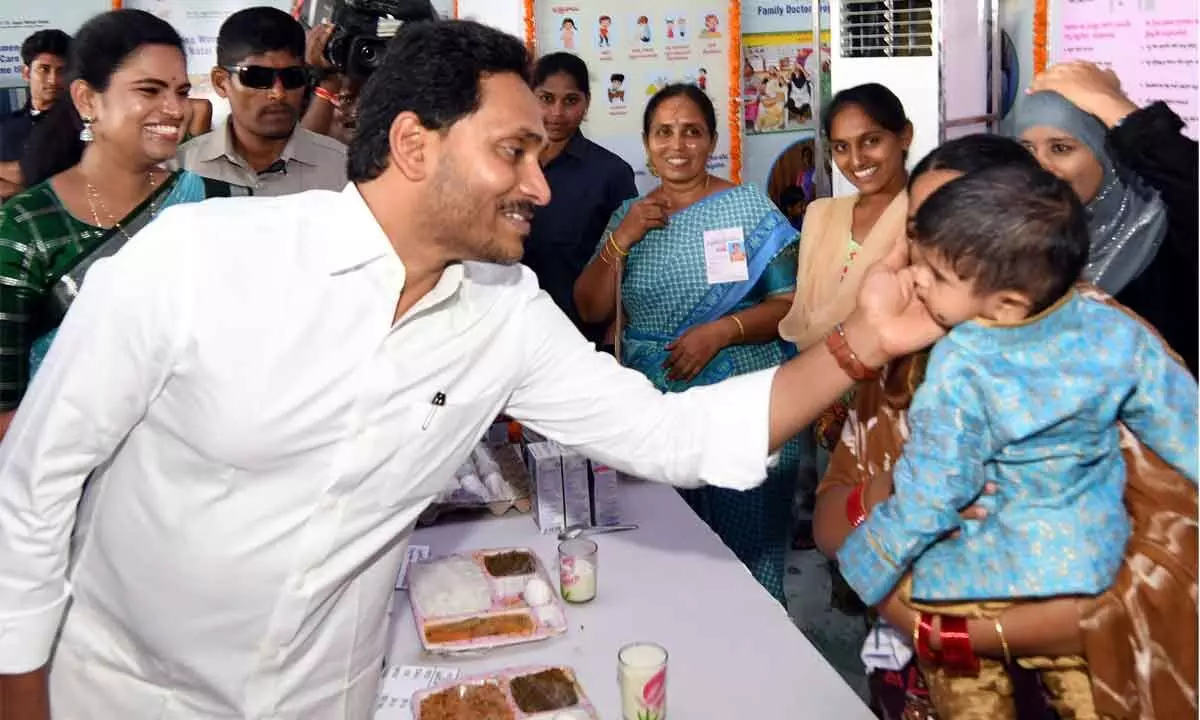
[348,19,530,183]
[909,133,1038,188]
[216,6,305,67]
[822,82,909,139]
[912,163,1088,313]
[533,52,589,97]
[642,83,716,137]
[21,29,71,66]
[20,10,184,187]
[610,73,625,83]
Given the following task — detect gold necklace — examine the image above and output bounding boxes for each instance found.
[85,171,160,239]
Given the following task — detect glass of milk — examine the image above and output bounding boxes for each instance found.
[618,642,667,720]
[557,538,598,603]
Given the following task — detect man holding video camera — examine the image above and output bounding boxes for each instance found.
[302,0,440,144]
[177,7,348,196]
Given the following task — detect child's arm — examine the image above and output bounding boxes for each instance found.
[1119,326,1198,483]
[836,345,991,606]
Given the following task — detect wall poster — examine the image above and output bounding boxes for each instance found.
[1045,0,1197,137]
[531,1,742,195]
[0,0,111,88]
[742,30,829,135]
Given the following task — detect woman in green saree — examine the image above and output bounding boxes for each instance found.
[574,84,801,603]
[0,10,246,435]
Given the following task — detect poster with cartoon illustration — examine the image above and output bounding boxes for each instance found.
[558,16,581,50]
[742,31,831,134]
[534,2,739,194]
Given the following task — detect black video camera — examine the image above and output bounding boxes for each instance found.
[323,0,437,78]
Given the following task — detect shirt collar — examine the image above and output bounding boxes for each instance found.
[198,119,319,169]
[563,131,589,159]
[543,131,589,172]
[325,183,466,298]
[559,131,593,163]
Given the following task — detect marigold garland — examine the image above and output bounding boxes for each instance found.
[1033,0,1049,75]
[452,0,459,18]
[523,0,536,52]
[728,0,742,183]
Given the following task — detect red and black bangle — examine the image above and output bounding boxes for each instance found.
[938,616,980,677]
[313,86,340,108]
[915,612,941,665]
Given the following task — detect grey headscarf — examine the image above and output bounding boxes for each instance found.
[1010,91,1168,295]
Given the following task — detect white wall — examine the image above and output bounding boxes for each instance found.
[455,0,526,39]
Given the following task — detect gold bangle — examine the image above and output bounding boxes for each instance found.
[606,231,629,257]
[598,249,613,266]
[994,619,1012,665]
[729,314,745,342]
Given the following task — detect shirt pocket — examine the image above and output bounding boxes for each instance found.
[378,390,507,508]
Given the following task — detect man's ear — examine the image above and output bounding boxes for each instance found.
[211,66,231,99]
[388,111,436,181]
[20,66,30,84]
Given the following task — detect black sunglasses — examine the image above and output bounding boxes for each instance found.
[222,65,308,90]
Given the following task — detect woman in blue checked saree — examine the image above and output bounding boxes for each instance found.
[574,84,801,603]
[0,10,247,433]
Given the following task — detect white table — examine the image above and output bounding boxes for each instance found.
[387,480,873,718]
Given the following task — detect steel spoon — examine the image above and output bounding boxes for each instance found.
[557,523,639,541]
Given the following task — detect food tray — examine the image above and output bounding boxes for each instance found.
[419,445,533,526]
[409,548,568,654]
[413,665,599,720]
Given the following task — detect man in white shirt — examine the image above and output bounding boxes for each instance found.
[0,20,939,720]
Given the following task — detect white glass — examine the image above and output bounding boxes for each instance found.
[557,538,597,603]
[618,642,667,720]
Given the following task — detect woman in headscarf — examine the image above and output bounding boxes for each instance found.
[1011,61,1197,374]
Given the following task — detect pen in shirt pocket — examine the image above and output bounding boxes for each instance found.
[422,391,446,431]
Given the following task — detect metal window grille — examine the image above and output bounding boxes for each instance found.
[840,1,934,58]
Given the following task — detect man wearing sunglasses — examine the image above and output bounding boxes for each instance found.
[176,7,347,196]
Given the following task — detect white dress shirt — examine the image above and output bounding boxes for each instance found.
[0,184,775,719]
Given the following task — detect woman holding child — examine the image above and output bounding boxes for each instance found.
[816,126,1198,719]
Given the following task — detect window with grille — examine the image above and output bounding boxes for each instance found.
[840,1,934,58]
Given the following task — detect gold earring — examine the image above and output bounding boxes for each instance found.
[646,158,658,177]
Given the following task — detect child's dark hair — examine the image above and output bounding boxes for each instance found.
[913,163,1088,313]
[909,133,1037,188]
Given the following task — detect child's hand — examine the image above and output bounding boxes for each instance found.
[948,482,997,538]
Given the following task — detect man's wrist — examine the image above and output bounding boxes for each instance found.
[841,312,888,369]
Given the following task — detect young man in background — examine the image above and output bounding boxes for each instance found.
[0,29,70,199]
